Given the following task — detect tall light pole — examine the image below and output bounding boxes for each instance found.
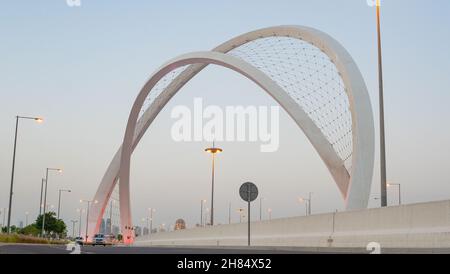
[375,0,388,207]
[41,168,62,237]
[259,198,263,221]
[298,195,311,216]
[205,208,210,225]
[57,189,71,219]
[308,192,312,215]
[299,197,308,216]
[387,183,402,205]
[205,142,223,226]
[70,220,78,238]
[148,208,155,236]
[80,199,97,244]
[1,208,7,229]
[200,200,206,227]
[141,218,149,235]
[39,178,45,216]
[7,115,43,234]
[77,208,83,238]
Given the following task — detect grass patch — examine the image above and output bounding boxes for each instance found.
[0,234,69,245]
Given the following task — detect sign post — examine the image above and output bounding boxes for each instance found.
[239,182,258,246]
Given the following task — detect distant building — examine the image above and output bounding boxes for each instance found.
[100,219,106,234]
[105,218,112,234]
[175,219,186,230]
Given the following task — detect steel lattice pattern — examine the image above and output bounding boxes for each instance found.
[136,38,352,173]
[228,37,353,173]
[138,66,190,122]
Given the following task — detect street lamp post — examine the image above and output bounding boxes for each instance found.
[2,208,8,229]
[2,208,7,229]
[299,198,308,216]
[200,200,206,227]
[205,208,210,225]
[298,194,312,216]
[80,199,98,244]
[148,208,155,236]
[57,189,71,219]
[387,183,402,205]
[77,208,83,238]
[259,198,263,221]
[70,220,78,238]
[308,192,312,215]
[205,142,223,226]
[41,168,62,237]
[39,178,45,216]
[375,0,388,208]
[7,115,43,234]
[141,218,149,235]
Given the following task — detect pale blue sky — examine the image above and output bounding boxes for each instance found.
[1,0,449,234]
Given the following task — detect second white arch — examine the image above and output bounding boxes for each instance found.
[87,26,375,244]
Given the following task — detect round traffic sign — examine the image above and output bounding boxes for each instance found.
[239,182,258,202]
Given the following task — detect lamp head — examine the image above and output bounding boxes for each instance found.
[205,147,223,154]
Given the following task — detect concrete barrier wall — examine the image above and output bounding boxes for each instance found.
[134,200,450,248]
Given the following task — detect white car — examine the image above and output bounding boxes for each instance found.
[92,234,106,246]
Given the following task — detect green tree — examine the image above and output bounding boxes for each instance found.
[35,212,67,237]
[1,225,19,233]
[20,224,40,236]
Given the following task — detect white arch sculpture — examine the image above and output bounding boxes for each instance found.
[87,26,374,244]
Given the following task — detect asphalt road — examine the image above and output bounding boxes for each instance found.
[2,244,450,254]
[0,244,317,254]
